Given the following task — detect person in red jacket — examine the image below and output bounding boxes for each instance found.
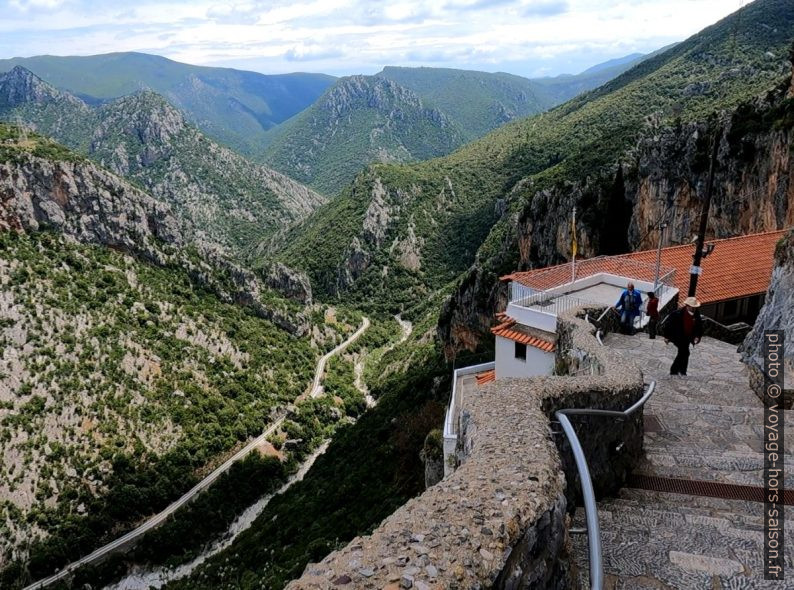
[663,297,704,376]
[646,291,660,339]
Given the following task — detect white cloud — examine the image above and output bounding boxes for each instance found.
[0,0,747,76]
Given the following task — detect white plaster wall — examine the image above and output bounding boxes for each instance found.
[495,335,555,379]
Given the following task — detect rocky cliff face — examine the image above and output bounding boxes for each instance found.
[439,77,794,357]
[0,147,310,334]
[740,230,794,407]
[0,154,182,263]
[0,66,82,108]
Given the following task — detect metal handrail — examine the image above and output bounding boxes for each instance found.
[554,380,656,590]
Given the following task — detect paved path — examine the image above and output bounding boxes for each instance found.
[573,334,794,589]
[354,315,412,407]
[24,317,369,590]
[308,317,370,398]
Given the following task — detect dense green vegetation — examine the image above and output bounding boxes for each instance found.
[0,52,335,155]
[377,60,650,142]
[262,75,466,196]
[0,122,84,164]
[0,231,353,587]
[377,66,550,141]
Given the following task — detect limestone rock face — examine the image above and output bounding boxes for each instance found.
[262,261,313,305]
[0,152,310,335]
[0,154,182,263]
[740,229,794,407]
[0,66,86,110]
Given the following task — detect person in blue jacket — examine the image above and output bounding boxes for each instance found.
[614,282,643,335]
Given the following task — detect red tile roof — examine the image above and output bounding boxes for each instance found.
[475,369,496,386]
[491,319,556,352]
[503,230,787,306]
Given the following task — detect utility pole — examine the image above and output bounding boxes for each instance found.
[571,205,577,284]
[653,222,668,293]
[688,131,720,297]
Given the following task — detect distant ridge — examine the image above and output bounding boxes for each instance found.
[0,52,335,155]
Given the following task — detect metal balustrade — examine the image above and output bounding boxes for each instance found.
[554,381,656,590]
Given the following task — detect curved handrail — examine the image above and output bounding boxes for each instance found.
[554,380,656,590]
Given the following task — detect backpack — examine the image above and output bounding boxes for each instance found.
[623,290,636,311]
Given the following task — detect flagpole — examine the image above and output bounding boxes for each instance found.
[571,205,576,284]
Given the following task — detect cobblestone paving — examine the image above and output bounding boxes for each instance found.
[573,335,794,589]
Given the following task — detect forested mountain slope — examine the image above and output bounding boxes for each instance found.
[0,125,358,587]
[262,75,466,195]
[263,56,648,195]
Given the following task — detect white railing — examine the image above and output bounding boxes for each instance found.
[443,361,495,478]
[509,283,599,317]
[510,257,676,296]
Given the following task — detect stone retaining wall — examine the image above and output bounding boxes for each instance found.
[287,308,645,589]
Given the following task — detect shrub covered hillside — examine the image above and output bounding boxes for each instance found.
[262,75,467,196]
[270,0,794,317]
[168,292,452,590]
[0,127,360,587]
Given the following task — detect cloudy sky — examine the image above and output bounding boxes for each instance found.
[1,0,746,77]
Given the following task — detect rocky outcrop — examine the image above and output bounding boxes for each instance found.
[439,75,794,357]
[0,66,86,111]
[0,150,310,335]
[0,154,182,263]
[261,261,313,305]
[740,229,794,407]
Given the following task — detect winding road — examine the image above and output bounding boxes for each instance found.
[23,317,370,590]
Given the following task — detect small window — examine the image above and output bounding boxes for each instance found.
[515,342,527,360]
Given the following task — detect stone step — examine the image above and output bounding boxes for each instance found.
[633,458,794,489]
[643,377,762,408]
[643,436,794,456]
[645,399,794,424]
[598,490,794,533]
[572,490,794,589]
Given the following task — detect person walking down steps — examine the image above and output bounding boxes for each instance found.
[646,291,660,339]
[663,296,704,376]
[615,282,643,335]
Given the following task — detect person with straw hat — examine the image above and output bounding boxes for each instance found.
[663,296,704,376]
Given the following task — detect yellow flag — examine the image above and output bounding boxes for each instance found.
[571,213,578,258]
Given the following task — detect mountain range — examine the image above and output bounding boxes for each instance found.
[0,66,327,256]
[2,1,793,588]
[1,51,651,196]
[0,52,335,156]
[262,56,650,194]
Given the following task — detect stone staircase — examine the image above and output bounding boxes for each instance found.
[572,334,794,589]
